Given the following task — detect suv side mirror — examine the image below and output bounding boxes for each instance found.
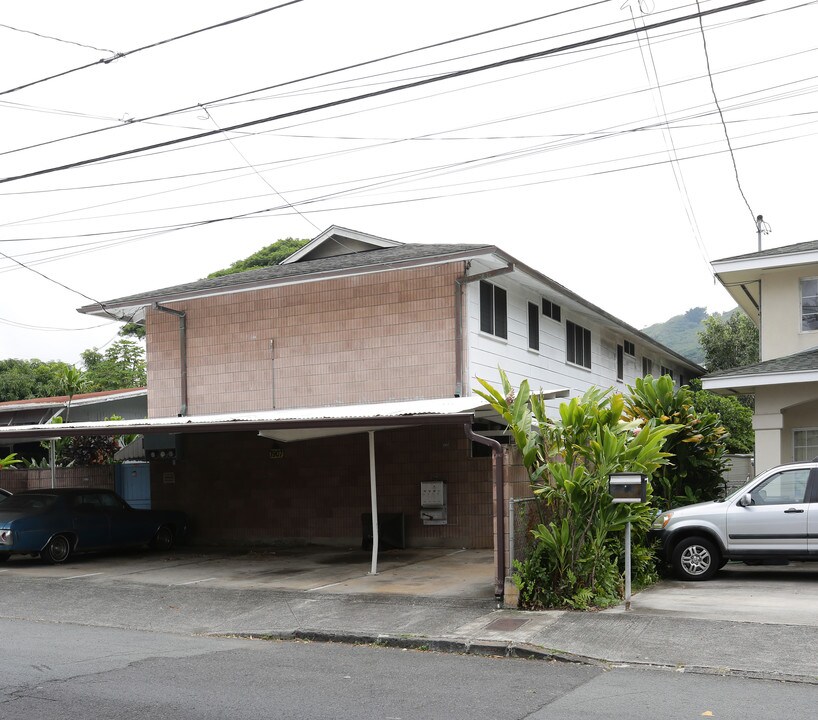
[738,493,753,507]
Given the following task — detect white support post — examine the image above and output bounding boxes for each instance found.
[368,431,379,576]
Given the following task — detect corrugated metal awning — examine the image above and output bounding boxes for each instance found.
[0,392,569,441]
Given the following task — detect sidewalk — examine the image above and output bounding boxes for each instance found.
[4,569,816,685]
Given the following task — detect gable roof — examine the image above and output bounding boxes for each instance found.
[281,225,403,264]
[703,347,818,393]
[75,225,703,374]
[77,241,493,319]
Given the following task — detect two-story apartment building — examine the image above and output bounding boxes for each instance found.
[703,240,818,472]
[0,226,701,600]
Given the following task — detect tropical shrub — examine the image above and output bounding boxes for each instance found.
[476,370,677,610]
[625,375,730,507]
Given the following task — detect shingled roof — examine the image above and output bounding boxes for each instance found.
[705,347,818,380]
[78,242,494,315]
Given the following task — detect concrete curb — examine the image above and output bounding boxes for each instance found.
[211,629,818,685]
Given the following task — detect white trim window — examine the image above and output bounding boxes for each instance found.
[793,428,818,462]
[616,344,624,381]
[642,357,653,377]
[800,278,818,331]
[566,320,591,369]
[542,298,561,322]
[479,280,507,339]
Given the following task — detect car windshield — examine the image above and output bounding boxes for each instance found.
[0,494,59,510]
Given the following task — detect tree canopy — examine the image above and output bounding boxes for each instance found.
[81,340,147,391]
[207,237,309,278]
[698,310,759,372]
[0,358,73,402]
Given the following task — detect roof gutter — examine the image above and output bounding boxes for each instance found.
[455,263,514,397]
[464,424,505,604]
[154,303,188,417]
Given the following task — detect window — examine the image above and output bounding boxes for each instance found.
[616,345,624,381]
[527,302,539,350]
[800,278,818,331]
[566,320,591,369]
[749,469,809,506]
[624,340,636,356]
[793,429,818,462]
[660,365,673,380]
[479,281,507,339]
[642,357,653,377]
[542,298,561,322]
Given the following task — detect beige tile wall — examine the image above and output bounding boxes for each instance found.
[146,263,463,417]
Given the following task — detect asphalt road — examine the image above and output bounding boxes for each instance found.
[2,617,816,719]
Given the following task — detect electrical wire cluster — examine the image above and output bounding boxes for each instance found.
[0,0,814,346]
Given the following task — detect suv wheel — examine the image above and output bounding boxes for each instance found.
[672,536,720,581]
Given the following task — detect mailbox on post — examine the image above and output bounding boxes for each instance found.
[608,472,647,503]
[608,472,648,612]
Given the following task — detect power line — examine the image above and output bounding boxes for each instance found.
[0,0,772,187]
[695,0,757,224]
[0,1,305,98]
[0,22,116,54]
[0,1,611,160]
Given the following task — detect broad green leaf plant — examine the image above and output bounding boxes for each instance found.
[624,375,730,507]
[476,370,678,610]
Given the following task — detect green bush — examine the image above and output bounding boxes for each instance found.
[625,375,730,507]
[476,371,677,610]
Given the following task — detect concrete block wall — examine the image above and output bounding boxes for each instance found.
[0,466,115,492]
[146,263,463,417]
[149,424,494,548]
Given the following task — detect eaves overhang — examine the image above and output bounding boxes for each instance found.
[702,369,818,393]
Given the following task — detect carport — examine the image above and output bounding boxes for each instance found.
[0,392,567,601]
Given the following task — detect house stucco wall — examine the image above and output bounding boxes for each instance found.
[146,263,462,417]
[760,265,818,361]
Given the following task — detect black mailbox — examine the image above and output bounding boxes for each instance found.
[608,472,647,503]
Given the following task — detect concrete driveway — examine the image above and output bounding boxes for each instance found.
[0,545,496,600]
[608,561,818,626]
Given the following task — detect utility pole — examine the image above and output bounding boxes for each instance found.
[756,214,771,251]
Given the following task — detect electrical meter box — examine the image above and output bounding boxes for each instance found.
[420,479,447,525]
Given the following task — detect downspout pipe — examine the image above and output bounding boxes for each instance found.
[154,303,188,417]
[464,423,505,604]
[454,263,514,398]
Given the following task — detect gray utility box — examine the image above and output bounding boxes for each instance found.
[420,479,447,525]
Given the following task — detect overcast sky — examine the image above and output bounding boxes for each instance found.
[1,0,815,364]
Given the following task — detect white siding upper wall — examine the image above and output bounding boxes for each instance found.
[465,273,691,414]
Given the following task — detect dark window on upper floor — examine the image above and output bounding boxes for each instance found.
[660,365,674,380]
[528,302,539,351]
[642,357,653,377]
[566,320,591,369]
[616,344,624,381]
[480,281,507,339]
[624,340,636,356]
[542,298,562,322]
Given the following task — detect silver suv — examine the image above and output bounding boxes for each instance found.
[651,461,818,580]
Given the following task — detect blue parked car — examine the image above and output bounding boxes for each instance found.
[0,488,186,564]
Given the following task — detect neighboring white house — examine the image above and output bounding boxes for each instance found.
[703,240,818,471]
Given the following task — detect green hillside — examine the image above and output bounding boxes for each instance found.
[641,307,737,366]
